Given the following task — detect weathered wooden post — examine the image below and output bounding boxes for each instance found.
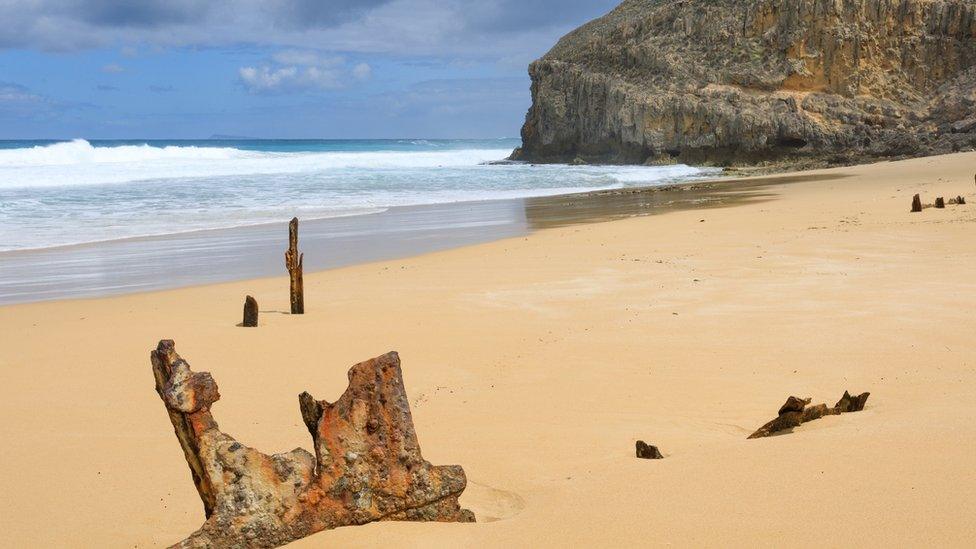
[242,295,258,327]
[285,217,304,314]
[935,196,946,209]
[911,193,922,212]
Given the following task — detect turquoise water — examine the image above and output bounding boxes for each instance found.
[0,138,715,251]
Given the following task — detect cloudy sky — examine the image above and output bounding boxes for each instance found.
[0,0,619,139]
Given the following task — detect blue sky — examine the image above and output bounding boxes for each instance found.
[0,1,619,139]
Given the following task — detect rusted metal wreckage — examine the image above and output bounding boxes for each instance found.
[151,340,473,548]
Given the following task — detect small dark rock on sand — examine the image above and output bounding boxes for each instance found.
[242,295,258,327]
[635,440,663,459]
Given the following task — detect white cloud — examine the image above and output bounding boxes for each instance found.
[101,63,125,73]
[352,63,372,81]
[238,64,341,93]
[239,66,296,91]
[239,51,376,93]
[0,82,42,103]
[0,81,66,120]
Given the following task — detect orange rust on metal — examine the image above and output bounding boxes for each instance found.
[151,341,473,548]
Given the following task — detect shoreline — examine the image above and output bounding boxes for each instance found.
[0,163,722,256]
[0,170,798,306]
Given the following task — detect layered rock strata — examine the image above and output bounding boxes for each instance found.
[514,0,976,167]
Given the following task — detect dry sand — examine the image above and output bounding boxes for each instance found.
[1,152,975,547]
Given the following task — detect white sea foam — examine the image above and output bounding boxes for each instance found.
[0,139,718,251]
[0,139,513,189]
[0,139,243,167]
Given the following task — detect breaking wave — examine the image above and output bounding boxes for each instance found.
[0,138,718,251]
[0,139,514,188]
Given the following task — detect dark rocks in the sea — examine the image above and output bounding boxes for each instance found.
[911,194,923,213]
[514,0,976,168]
[748,391,870,439]
[635,440,663,459]
[935,197,946,209]
[285,217,304,315]
[151,340,474,548]
[242,295,258,327]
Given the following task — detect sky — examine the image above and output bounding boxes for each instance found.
[0,0,620,139]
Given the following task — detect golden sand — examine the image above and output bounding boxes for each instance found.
[1,152,975,547]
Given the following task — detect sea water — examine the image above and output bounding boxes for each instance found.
[0,138,714,252]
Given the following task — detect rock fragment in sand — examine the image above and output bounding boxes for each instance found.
[950,195,966,205]
[151,340,473,548]
[748,391,870,439]
[935,197,946,208]
[834,390,870,413]
[778,396,810,415]
[911,194,922,212]
[635,440,663,459]
[242,295,258,327]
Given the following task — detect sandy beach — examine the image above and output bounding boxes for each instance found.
[2,152,975,547]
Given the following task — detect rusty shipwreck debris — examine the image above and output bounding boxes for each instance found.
[242,295,258,327]
[747,391,870,439]
[635,440,663,459]
[151,340,473,548]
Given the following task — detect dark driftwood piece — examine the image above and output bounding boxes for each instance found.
[285,217,304,314]
[242,295,258,327]
[747,391,870,439]
[935,196,946,208]
[635,440,663,459]
[151,341,473,548]
[911,193,922,212]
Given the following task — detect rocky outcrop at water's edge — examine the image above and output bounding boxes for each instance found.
[512,0,976,168]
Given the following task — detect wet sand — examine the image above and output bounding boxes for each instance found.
[1,152,975,547]
[0,173,820,305]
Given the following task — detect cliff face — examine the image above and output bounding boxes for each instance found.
[513,0,976,166]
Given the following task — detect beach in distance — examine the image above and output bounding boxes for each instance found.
[2,151,974,546]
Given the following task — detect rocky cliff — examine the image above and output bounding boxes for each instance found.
[513,0,976,167]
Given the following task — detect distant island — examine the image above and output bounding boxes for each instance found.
[512,0,976,168]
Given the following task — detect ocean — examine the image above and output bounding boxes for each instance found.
[0,138,716,252]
